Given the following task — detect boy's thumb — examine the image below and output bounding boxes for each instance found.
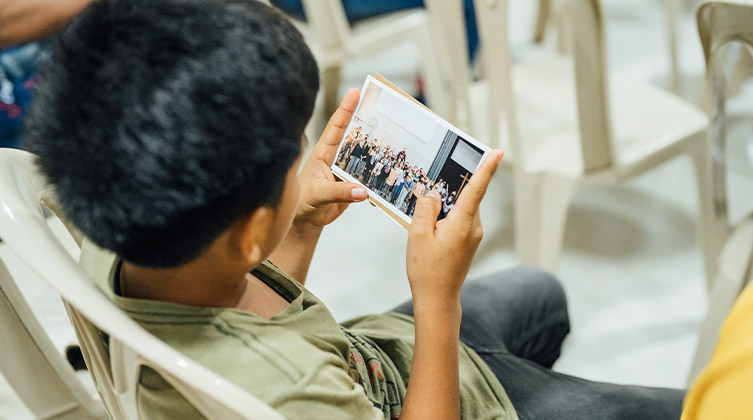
[319,183,368,204]
[411,191,441,233]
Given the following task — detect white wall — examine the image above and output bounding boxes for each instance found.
[354,82,447,171]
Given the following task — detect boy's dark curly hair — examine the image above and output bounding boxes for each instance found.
[25,0,319,268]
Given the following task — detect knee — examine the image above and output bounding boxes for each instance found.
[510,265,568,312]
[473,265,569,316]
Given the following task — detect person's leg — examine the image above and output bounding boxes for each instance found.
[357,160,366,178]
[393,187,403,204]
[347,156,357,174]
[393,266,570,367]
[406,196,416,215]
[391,267,685,420]
[480,352,684,420]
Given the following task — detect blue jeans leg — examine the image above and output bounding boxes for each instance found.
[391,267,685,420]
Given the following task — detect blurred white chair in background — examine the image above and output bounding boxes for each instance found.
[0,256,107,420]
[535,0,687,92]
[435,0,715,281]
[688,0,753,385]
[0,149,287,420]
[279,0,450,121]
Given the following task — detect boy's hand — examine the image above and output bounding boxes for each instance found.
[406,150,503,311]
[294,88,368,231]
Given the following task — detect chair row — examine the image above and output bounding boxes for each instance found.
[0,1,751,419]
[278,0,728,285]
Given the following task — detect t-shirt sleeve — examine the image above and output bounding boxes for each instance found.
[271,361,384,420]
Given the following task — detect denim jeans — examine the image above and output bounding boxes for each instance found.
[391,267,685,420]
[346,156,360,175]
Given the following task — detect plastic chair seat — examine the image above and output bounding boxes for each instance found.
[609,74,708,172]
[519,54,708,176]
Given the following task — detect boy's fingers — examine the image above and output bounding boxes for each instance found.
[312,181,368,205]
[315,89,360,163]
[410,191,441,237]
[453,151,503,218]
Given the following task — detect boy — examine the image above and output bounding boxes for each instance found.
[26,0,684,419]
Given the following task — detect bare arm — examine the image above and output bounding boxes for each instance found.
[268,89,368,284]
[268,221,323,286]
[400,150,503,420]
[402,301,462,419]
[0,0,93,48]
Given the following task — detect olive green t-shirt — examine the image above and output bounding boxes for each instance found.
[80,241,517,420]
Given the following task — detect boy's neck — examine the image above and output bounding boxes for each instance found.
[119,258,290,318]
[119,257,251,308]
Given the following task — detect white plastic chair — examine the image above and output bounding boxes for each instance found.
[280,0,450,121]
[687,0,753,385]
[0,256,107,420]
[0,149,287,420]
[440,0,716,282]
[534,0,686,92]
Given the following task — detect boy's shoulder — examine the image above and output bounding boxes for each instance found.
[78,240,349,379]
[78,241,372,411]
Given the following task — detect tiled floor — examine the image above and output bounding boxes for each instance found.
[2,0,752,418]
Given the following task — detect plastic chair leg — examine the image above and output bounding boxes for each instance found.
[662,0,683,92]
[534,0,550,43]
[514,172,578,271]
[690,140,724,291]
[415,24,450,121]
[729,48,753,96]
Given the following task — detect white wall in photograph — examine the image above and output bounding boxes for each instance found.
[365,117,445,171]
[374,90,436,142]
[354,85,446,171]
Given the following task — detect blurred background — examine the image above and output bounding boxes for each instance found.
[1,0,752,418]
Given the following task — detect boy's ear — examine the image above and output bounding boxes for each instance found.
[234,207,274,265]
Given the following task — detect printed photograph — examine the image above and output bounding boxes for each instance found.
[332,76,490,226]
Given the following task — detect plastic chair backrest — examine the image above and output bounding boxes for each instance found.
[472,0,521,163]
[697,0,753,234]
[473,0,613,173]
[0,256,107,420]
[0,149,287,420]
[424,0,473,129]
[299,0,351,51]
[562,0,613,172]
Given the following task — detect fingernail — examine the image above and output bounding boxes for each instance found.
[351,187,367,200]
[495,151,503,163]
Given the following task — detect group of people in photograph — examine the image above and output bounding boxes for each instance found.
[336,126,459,219]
